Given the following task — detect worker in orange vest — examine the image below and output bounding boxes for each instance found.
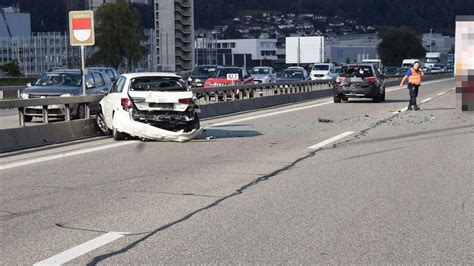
[400,61,424,111]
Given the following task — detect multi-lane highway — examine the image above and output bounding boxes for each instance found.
[1,79,472,264]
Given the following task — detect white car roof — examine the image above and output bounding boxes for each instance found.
[120,72,182,79]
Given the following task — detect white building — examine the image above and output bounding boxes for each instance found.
[422,33,454,53]
[199,39,278,61]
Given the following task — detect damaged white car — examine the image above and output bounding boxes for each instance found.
[96,73,203,142]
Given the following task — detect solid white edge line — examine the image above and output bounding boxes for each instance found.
[392,87,454,114]
[0,141,136,171]
[421,97,433,103]
[308,131,355,150]
[34,232,128,266]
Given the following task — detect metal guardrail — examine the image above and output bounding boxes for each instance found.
[193,79,334,105]
[0,95,104,126]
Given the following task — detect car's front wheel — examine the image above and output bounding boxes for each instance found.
[113,127,128,141]
[96,111,111,136]
[334,95,342,103]
[380,90,386,102]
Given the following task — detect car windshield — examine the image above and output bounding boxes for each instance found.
[213,68,243,78]
[251,68,270,75]
[340,66,374,78]
[192,66,217,76]
[312,65,329,71]
[130,77,187,92]
[33,72,82,87]
[278,70,304,78]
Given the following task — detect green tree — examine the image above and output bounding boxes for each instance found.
[377,27,426,67]
[89,1,145,71]
[0,60,22,77]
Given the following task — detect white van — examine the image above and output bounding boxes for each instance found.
[401,59,421,69]
[362,59,383,73]
[310,63,336,80]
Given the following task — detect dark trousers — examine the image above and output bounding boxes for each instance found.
[408,83,420,105]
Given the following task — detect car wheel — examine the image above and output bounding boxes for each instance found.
[372,91,381,103]
[96,111,111,136]
[113,127,128,141]
[334,95,342,103]
[380,90,386,102]
[185,114,200,133]
[24,115,33,122]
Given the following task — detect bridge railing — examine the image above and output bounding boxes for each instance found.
[0,95,104,127]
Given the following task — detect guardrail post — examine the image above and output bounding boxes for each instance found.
[18,107,25,127]
[85,103,91,119]
[42,105,49,124]
[245,89,250,99]
[65,104,71,121]
[238,90,243,100]
[224,92,228,102]
[204,93,209,104]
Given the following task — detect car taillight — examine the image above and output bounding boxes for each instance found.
[121,98,133,110]
[179,98,193,105]
[336,76,345,83]
[365,77,377,85]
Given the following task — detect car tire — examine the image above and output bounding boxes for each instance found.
[24,115,33,122]
[96,111,111,136]
[342,97,348,102]
[372,91,381,103]
[185,114,200,133]
[380,90,386,102]
[334,95,342,103]
[113,127,128,141]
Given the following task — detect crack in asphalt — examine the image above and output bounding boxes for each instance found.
[84,149,321,265]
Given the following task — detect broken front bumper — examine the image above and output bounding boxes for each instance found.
[113,110,203,142]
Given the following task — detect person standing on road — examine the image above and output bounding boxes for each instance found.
[400,62,424,110]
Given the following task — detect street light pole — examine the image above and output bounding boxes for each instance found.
[429,28,433,53]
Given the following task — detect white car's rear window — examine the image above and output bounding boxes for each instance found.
[130,77,188,92]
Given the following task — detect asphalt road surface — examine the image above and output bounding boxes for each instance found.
[1,79,473,264]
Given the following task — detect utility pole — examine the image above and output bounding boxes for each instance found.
[429,28,433,53]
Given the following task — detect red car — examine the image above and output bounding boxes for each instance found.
[204,67,254,88]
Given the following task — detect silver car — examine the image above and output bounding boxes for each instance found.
[250,66,276,84]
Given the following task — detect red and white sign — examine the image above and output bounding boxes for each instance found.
[69,11,95,46]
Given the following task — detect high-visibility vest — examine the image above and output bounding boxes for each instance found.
[408,68,423,85]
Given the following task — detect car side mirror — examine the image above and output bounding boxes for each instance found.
[87,82,95,89]
[26,82,32,87]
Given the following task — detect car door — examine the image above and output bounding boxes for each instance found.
[102,76,126,127]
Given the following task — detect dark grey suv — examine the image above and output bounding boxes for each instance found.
[334,64,386,103]
[20,69,113,121]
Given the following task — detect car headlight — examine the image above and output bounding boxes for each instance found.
[194,79,201,83]
[21,93,29,99]
[60,94,72,97]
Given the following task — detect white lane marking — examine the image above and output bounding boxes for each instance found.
[34,232,128,266]
[421,97,433,103]
[208,101,332,127]
[308,131,355,150]
[0,141,136,171]
[392,87,454,114]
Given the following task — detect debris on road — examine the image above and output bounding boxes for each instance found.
[318,118,334,123]
[206,136,216,140]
